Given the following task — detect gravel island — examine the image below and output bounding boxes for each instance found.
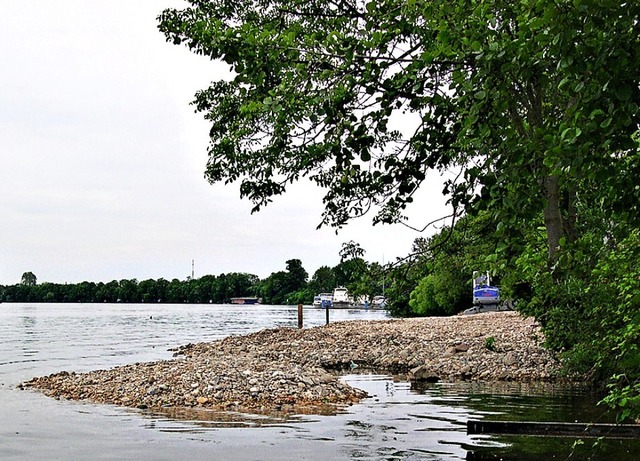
[22,312,567,416]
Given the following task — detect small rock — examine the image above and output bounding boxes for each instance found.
[408,365,440,382]
[503,353,518,366]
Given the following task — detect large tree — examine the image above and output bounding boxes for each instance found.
[284,258,308,293]
[158,0,639,268]
[158,1,640,419]
[21,271,37,286]
[308,265,336,295]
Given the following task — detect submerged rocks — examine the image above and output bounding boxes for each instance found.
[22,312,566,416]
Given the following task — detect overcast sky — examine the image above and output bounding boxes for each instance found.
[0,0,450,285]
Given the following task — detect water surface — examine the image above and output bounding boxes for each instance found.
[1,303,637,460]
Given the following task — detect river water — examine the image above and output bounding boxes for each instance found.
[1,303,638,460]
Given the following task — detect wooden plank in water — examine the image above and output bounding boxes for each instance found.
[467,420,640,439]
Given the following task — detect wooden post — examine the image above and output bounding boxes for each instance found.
[467,420,640,439]
[325,304,330,325]
[297,304,303,329]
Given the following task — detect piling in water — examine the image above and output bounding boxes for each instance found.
[467,420,640,439]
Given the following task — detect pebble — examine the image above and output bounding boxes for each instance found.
[21,312,571,416]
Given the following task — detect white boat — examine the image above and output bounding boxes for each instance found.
[331,287,353,307]
[313,292,333,307]
[372,295,387,309]
[353,295,370,308]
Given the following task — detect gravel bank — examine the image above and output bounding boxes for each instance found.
[22,312,566,415]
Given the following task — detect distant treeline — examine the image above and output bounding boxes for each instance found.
[0,272,259,304]
[0,256,385,306]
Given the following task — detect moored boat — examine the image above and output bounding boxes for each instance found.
[313,292,333,307]
[331,287,353,308]
[229,297,260,305]
[372,295,387,309]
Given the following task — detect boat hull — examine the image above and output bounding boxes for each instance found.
[473,287,500,305]
[329,301,352,308]
[229,297,260,305]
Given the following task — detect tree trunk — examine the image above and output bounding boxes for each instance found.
[543,175,565,270]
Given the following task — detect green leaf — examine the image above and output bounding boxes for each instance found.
[616,85,632,102]
[543,155,556,168]
[600,117,613,128]
[558,76,571,90]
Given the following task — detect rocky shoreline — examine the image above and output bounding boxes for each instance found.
[22,312,568,416]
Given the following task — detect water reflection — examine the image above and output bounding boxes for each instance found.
[142,407,309,430]
[98,369,640,460]
[404,381,639,461]
[410,381,616,423]
[21,314,37,331]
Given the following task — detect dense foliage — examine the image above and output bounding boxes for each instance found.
[158,0,639,260]
[157,0,640,421]
[407,211,500,316]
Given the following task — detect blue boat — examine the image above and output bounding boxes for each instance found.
[473,286,500,305]
[464,271,511,315]
[472,272,500,305]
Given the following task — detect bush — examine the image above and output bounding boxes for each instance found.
[516,230,640,421]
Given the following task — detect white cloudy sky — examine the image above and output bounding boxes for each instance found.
[0,0,450,285]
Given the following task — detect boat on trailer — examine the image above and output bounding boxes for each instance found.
[464,271,510,315]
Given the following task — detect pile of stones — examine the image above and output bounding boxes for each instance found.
[22,312,567,415]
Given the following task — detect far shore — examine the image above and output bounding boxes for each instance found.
[22,312,573,416]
